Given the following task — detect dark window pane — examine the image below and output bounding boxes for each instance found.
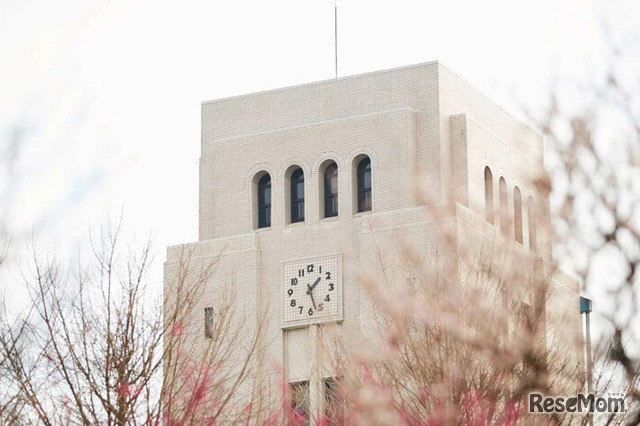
[324,163,338,218]
[291,168,305,223]
[514,187,523,243]
[263,185,271,205]
[204,307,214,338]
[484,166,493,224]
[325,163,338,194]
[357,157,371,212]
[499,177,508,235]
[325,196,338,218]
[258,206,270,228]
[363,170,371,189]
[325,378,342,423]
[290,381,310,426]
[258,174,271,228]
[292,201,304,222]
[358,191,371,212]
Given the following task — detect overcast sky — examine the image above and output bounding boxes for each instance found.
[1,0,638,282]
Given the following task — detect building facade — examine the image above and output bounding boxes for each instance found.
[164,62,582,423]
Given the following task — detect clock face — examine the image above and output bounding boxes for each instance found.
[282,255,342,328]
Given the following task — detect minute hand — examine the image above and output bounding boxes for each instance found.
[306,277,321,294]
[307,285,317,310]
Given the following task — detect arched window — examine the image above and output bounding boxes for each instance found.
[514,187,523,243]
[257,173,271,228]
[323,162,338,218]
[357,157,372,212]
[528,197,537,251]
[484,167,494,224]
[204,307,214,338]
[290,168,305,223]
[499,177,508,236]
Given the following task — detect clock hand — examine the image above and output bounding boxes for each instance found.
[306,277,321,294]
[307,284,317,310]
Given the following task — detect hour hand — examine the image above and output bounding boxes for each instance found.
[307,277,321,294]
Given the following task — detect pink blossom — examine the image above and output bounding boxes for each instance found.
[118,380,132,396]
[171,322,184,336]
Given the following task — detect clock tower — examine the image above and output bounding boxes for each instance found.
[164,61,583,424]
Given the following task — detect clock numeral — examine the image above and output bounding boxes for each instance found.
[298,306,304,314]
[329,283,334,291]
[325,271,331,280]
[324,294,331,302]
[298,269,304,277]
[287,289,293,297]
[318,303,324,311]
[290,299,296,307]
[319,265,322,274]
[307,264,314,273]
[291,278,298,286]
[308,308,314,316]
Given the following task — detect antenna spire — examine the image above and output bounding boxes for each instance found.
[334,0,338,78]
